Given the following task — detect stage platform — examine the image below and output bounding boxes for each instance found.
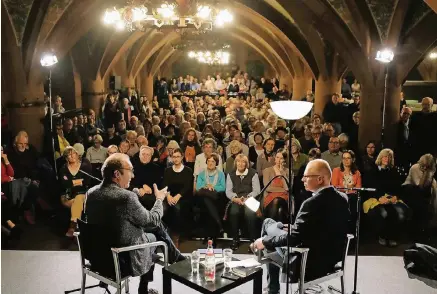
[2,250,436,294]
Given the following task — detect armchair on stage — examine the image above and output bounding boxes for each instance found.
[66,219,169,294]
[257,234,354,294]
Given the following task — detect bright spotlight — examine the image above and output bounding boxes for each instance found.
[132,6,148,22]
[40,53,58,67]
[429,52,437,59]
[115,20,125,31]
[188,51,195,58]
[157,4,175,19]
[197,5,211,19]
[215,9,233,27]
[375,49,394,63]
[104,8,121,24]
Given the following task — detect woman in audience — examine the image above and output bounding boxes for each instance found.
[363,149,409,247]
[180,128,201,170]
[195,153,226,245]
[154,136,168,168]
[262,149,289,223]
[225,154,261,250]
[162,148,194,247]
[402,154,437,234]
[86,134,107,166]
[194,138,223,176]
[225,140,242,174]
[249,132,265,168]
[59,146,92,237]
[332,150,362,191]
[290,138,309,176]
[165,140,180,168]
[256,138,276,182]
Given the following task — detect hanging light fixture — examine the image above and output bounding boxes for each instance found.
[103,1,233,32]
[187,50,230,64]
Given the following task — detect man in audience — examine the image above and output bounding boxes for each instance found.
[117,120,127,140]
[252,159,349,294]
[410,97,437,160]
[63,118,81,145]
[85,153,183,294]
[396,107,413,170]
[323,93,343,135]
[321,136,343,169]
[102,125,121,147]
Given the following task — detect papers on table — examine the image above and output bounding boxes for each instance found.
[227,258,261,269]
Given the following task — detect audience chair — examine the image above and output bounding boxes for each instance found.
[257,234,353,294]
[66,219,168,294]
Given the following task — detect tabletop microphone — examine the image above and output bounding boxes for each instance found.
[334,186,376,192]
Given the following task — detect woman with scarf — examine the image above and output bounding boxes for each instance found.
[256,138,276,185]
[180,128,201,170]
[262,149,289,223]
[195,153,226,246]
[225,154,261,251]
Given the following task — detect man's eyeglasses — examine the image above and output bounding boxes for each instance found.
[302,174,321,179]
[329,141,340,144]
[120,167,134,173]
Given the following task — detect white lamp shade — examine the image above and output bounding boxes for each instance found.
[244,197,260,212]
[270,101,313,120]
[40,54,58,67]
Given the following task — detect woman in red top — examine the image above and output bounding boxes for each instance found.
[1,146,14,184]
[331,150,362,192]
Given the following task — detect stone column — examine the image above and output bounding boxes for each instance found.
[140,74,154,101]
[292,76,312,100]
[8,104,45,151]
[199,64,208,80]
[82,79,106,116]
[315,77,341,116]
[122,75,135,89]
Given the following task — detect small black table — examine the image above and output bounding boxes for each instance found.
[162,258,263,294]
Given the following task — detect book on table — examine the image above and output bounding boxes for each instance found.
[231,266,259,278]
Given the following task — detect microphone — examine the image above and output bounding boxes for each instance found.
[334,186,376,192]
[79,169,103,183]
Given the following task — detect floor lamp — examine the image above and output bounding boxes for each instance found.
[40,53,59,177]
[246,101,313,294]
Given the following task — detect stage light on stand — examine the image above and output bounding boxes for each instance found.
[40,53,58,67]
[375,49,394,63]
[429,52,437,59]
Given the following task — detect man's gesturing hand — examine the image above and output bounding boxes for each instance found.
[153,184,168,201]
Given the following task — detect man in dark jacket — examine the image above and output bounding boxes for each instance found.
[85,153,184,294]
[253,159,350,294]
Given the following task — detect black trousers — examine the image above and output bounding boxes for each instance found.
[163,197,191,233]
[367,203,409,240]
[228,202,259,240]
[194,189,224,236]
[138,265,155,294]
[401,184,433,229]
[144,222,184,264]
[263,197,289,224]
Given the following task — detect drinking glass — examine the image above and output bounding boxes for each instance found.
[191,250,200,274]
[223,249,233,268]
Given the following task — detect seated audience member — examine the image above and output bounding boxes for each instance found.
[298,124,314,154]
[253,159,349,294]
[59,146,92,237]
[338,133,350,152]
[86,135,107,164]
[54,123,70,160]
[359,141,378,186]
[349,111,360,151]
[262,149,289,223]
[195,153,226,243]
[119,141,130,155]
[311,125,329,152]
[321,136,343,169]
[63,118,81,146]
[256,138,276,182]
[402,154,437,233]
[7,132,40,224]
[363,149,408,247]
[248,133,265,167]
[225,140,243,174]
[126,130,139,157]
[107,144,119,156]
[102,125,121,147]
[116,120,127,140]
[226,154,261,250]
[85,153,184,294]
[154,136,169,168]
[274,127,287,151]
[396,107,413,170]
[53,95,65,114]
[85,116,99,148]
[148,125,162,147]
[128,116,139,130]
[194,138,223,176]
[290,138,309,176]
[131,146,163,210]
[164,140,180,168]
[248,121,268,147]
[180,128,202,170]
[225,130,249,158]
[162,148,194,247]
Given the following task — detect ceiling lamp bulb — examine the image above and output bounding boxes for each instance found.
[375,49,394,63]
[188,51,196,58]
[429,52,437,59]
[132,6,148,22]
[157,4,175,19]
[115,20,125,31]
[215,9,233,27]
[197,5,211,19]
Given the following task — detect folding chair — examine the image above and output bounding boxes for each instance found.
[66,219,168,294]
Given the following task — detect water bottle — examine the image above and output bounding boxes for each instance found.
[204,240,216,282]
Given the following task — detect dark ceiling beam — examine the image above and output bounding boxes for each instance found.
[386,0,412,48]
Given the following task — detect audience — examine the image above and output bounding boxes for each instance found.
[321,136,343,169]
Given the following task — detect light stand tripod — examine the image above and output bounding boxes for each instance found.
[330,187,376,294]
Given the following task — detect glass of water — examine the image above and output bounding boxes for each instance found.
[191,250,200,274]
[223,249,233,268]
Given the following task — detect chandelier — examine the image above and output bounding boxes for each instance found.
[188,50,230,64]
[103,0,233,32]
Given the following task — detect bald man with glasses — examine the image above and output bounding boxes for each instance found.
[252,159,350,294]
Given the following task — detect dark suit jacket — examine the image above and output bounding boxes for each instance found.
[262,186,350,278]
[85,182,164,276]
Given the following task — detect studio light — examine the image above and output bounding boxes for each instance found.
[40,53,58,67]
[429,52,437,59]
[270,101,314,120]
[375,49,394,63]
[187,50,230,64]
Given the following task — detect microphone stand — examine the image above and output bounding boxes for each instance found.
[333,186,376,294]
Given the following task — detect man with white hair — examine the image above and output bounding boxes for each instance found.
[410,97,437,160]
[252,159,350,294]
